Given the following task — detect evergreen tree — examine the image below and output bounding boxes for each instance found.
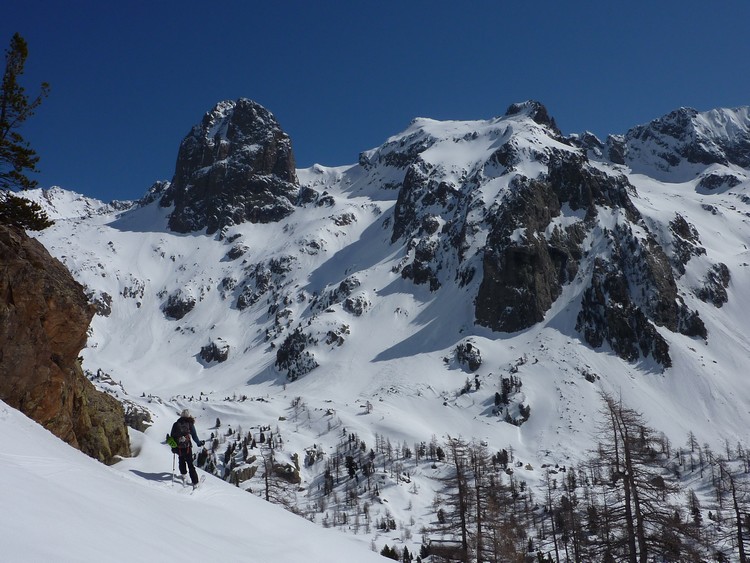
[380,544,399,560]
[0,191,51,230]
[1,32,49,191]
[0,33,52,230]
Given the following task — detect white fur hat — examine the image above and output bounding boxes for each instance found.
[181,408,191,418]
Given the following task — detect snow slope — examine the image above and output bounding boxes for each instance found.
[0,399,384,562]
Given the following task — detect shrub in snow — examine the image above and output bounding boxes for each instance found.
[455,341,482,372]
[275,328,319,381]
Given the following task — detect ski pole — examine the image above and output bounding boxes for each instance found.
[172,452,176,486]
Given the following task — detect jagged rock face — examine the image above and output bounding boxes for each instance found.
[379,103,709,366]
[619,107,750,175]
[162,99,299,234]
[697,172,743,191]
[0,225,130,463]
[576,258,672,367]
[137,180,170,207]
[669,214,706,275]
[476,172,580,332]
[474,154,705,363]
[575,225,706,368]
[610,222,703,337]
[504,100,561,136]
[475,152,635,333]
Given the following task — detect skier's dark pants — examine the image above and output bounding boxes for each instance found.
[178,445,198,484]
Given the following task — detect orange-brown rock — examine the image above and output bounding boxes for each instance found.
[0,224,130,463]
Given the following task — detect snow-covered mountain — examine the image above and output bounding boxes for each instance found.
[13,99,750,560]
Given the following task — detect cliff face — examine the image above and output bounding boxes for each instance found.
[0,225,130,464]
[162,98,300,234]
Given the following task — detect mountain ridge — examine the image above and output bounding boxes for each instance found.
[24,98,750,382]
[17,100,750,556]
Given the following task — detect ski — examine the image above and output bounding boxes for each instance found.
[189,475,206,493]
[182,475,205,491]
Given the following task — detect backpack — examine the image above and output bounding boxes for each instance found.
[169,418,192,449]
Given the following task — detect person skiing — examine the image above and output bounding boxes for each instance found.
[170,408,205,488]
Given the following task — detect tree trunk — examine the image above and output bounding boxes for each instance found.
[622,472,638,563]
[722,464,748,563]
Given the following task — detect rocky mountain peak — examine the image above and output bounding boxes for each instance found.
[504,100,560,135]
[619,105,750,178]
[366,103,704,369]
[162,98,299,234]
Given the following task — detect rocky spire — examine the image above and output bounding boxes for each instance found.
[162,98,300,234]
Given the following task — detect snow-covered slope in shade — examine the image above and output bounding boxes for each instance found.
[0,399,384,563]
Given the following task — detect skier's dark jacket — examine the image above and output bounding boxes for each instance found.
[170,416,201,449]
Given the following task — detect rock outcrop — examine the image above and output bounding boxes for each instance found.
[200,338,230,364]
[0,225,130,463]
[695,263,731,308]
[162,288,196,320]
[504,100,561,136]
[162,98,300,234]
[475,155,593,332]
[616,106,750,177]
[455,341,482,372]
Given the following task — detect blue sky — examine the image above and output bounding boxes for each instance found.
[4,1,749,202]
